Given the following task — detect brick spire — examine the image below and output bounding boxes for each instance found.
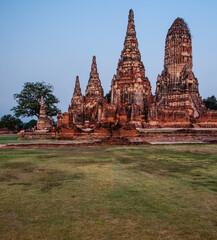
[73,76,82,98]
[111,9,152,111]
[125,9,136,42]
[120,9,141,64]
[90,56,98,78]
[85,56,104,101]
[69,75,84,124]
[71,76,83,105]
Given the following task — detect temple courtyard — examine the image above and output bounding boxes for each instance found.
[0,135,216,240]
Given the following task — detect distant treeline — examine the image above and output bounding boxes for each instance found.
[0,114,37,131]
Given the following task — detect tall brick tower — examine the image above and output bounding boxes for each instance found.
[84,56,104,123]
[85,56,104,108]
[164,18,193,81]
[68,76,84,124]
[111,9,152,122]
[154,18,206,119]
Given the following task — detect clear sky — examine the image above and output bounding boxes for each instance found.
[0,0,217,120]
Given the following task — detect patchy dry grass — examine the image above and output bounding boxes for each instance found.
[0,145,217,240]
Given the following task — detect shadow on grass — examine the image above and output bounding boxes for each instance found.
[0,159,85,193]
[1,161,36,172]
[112,147,217,192]
[39,170,85,193]
[0,172,19,182]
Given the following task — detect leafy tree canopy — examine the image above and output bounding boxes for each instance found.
[11,82,59,118]
[105,90,111,104]
[203,95,217,110]
[0,114,23,130]
[23,119,37,130]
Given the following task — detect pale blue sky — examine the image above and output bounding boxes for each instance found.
[0,0,217,120]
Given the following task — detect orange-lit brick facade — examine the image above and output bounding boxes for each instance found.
[54,10,217,131]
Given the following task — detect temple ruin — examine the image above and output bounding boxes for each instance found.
[57,9,152,129]
[149,18,207,127]
[111,9,152,124]
[24,9,217,142]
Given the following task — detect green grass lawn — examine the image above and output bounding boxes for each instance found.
[0,145,217,240]
[0,134,21,143]
[0,134,96,144]
[0,134,58,144]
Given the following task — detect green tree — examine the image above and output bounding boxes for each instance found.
[23,119,37,130]
[11,82,59,118]
[0,114,23,130]
[203,95,217,110]
[105,90,111,103]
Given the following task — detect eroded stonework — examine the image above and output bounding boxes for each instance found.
[85,56,104,106]
[56,11,216,135]
[36,96,53,130]
[111,9,152,123]
[150,18,206,125]
[60,9,152,128]
[84,56,104,123]
[22,9,217,142]
[68,76,84,125]
[59,56,105,128]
